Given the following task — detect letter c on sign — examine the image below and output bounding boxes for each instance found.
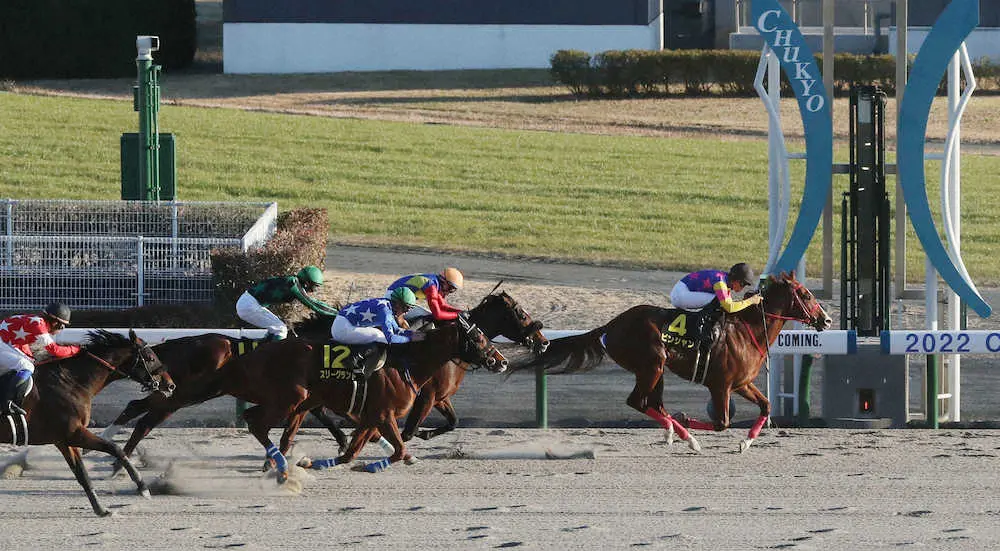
[986,333,1000,352]
[757,10,781,32]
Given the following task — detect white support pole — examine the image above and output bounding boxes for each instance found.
[945,52,962,421]
[821,0,834,298]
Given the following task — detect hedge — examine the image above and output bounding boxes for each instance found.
[0,0,196,79]
[211,207,329,321]
[551,49,1000,98]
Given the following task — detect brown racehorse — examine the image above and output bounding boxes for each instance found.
[517,272,832,452]
[290,290,548,443]
[0,330,164,516]
[287,319,508,476]
[105,329,350,469]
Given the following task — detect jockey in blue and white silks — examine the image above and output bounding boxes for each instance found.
[330,288,420,345]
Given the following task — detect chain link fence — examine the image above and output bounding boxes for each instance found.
[0,199,277,310]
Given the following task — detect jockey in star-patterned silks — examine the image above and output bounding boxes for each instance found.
[385,267,464,323]
[0,302,81,415]
[669,263,761,313]
[236,265,337,341]
[330,288,422,345]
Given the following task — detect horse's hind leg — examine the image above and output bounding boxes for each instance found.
[734,383,770,453]
[69,429,149,498]
[55,443,111,517]
[279,410,308,456]
[308,407,349,452]
[625,362,700,453]
[360,418,408,473]
[100,396,153,441]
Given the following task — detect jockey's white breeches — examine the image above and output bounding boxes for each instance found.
[0,342,34,376]
[331,315,388,345]
[669,281,716,310]
[236,291,288,339]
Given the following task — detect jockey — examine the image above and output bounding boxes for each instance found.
[331,287,424,374]
[0,302,81,415]
[236,265,337,341]
[386,267,464,326]
[669,263,762,345]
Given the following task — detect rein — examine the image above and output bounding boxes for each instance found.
[85,346,157,390]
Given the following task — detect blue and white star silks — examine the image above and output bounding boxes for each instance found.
[339,298,415,344]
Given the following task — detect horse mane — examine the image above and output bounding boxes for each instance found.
[293,312,337,336]
[83,329,132,355]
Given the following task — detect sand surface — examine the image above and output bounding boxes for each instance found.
[2,427,999,549]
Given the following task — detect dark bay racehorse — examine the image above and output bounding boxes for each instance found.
[292,290,548,443]
[106,328,350,465]
[0,330,163,516]
[517,272,831,452]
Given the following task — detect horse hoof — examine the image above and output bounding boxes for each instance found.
[262,459,274,472]
[296,457,313,469]
[687,436,702,453]
[404,456,418,465]
[96,509,114,518]
[740,438,754,453]
[139,487,151,499]
[276,471,288,485]
[664,427,675,446]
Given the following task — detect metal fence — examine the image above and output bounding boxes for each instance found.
[0,200,277,310]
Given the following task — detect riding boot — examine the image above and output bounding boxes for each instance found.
[351,345,382,378]
[1,370,31,416]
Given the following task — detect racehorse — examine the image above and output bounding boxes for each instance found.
[285,319,508,477]
[121,320,506,482]
[0,330,164,516]
[105,327,351,466]
[516,272,831,452]
[291,289,549,442]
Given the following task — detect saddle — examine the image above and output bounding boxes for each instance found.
[318,343,388,418]
[660,304,724,384]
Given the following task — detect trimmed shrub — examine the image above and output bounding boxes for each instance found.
[549,50,593,97]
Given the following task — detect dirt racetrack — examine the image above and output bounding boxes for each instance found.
[2,427,1000,549]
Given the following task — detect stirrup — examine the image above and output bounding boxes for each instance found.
[3,401,25,417]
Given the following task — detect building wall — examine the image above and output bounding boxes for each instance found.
[223,0,664,74]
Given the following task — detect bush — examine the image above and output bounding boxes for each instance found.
[211,208,329,320]
[550,48,997,99]
[549,50,593,97]
[0,0,196,79]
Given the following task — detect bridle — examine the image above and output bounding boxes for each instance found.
[474,289,547,351]
[85,341,160,392]
[456,314,506,371]
[761,279,825,326]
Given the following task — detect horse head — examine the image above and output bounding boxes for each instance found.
[455,315,509,374]
[761,271,833,331]
[470,290,549,355]
[84,329,165,393]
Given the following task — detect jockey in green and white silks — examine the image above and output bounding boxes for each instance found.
[236,266,336,340]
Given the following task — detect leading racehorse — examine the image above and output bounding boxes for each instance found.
[515,272,831,452]
[0,330,164,516]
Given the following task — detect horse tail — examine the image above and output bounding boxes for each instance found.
[516,326,609,374]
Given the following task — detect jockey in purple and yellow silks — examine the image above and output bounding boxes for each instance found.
[669,263,761,313]
[386,267,464,323]
[669,263,762,348]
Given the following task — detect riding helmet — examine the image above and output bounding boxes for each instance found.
[43,302,72,325]
[727,263,755,286]
[297,265,324,287]
[390,287,418,308]
[441,267,464,290]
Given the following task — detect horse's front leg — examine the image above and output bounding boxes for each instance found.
[401,388,437,442]
[68,429,149,498]
[359,417,409,473]
[734,383,770,453]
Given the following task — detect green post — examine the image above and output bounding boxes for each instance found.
[135,36,161,201]
[797,354,813,425]
[535,366,548,428]
[926,354,939,428]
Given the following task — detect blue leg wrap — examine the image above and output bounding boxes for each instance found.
[363,457,392,473]
[265,444,288,472]
[310,457,341,470]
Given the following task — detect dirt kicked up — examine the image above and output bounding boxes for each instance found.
[1,427,999,549]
